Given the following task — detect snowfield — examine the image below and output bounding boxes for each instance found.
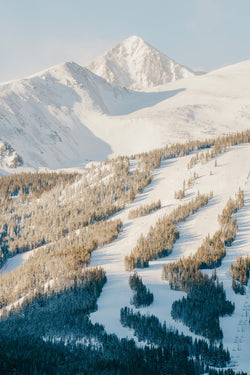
[89,144,250,373]
[0,143,249,371]
[0,245,46,276]
[0,37,250,172]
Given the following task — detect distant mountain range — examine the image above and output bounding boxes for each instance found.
[86,35,199,91]
[0,36,249,172]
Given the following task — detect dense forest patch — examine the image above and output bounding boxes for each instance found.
[129,272,153,307]
[231,256,250,294]
[128,200,161,219]
[0,130,250,373]
[162,189,244,341]
[125,193,211,270]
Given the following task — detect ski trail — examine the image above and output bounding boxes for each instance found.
[213,172,250,372]
[90,145,250,349]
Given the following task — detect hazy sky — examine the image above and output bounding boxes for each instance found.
[1,0,250,83]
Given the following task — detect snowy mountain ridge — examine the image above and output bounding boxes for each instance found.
[0,61,134,115]
[86,35,199,91]
[0,61,141,170]
[0,38,250,172]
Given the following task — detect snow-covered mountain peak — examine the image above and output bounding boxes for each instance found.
[0,48,249,173]
[33,61,100,87]
[123,35,144,43]
[115,35,150,52]
[86,35,199,91]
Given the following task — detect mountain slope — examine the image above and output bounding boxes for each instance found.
[0,58,250,171]
[89,142,250,373]
[86,35,198,91]
[0,60,183,170]
[0,62,153,169]
[0,62,116,169]
[82,59,250,157]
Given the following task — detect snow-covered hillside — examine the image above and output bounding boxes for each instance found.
[0,61,177,170]
[82,59,250,158]
[86,35,197,91]
[0,62,117,169]
[0,47,250,172]
[1,34,250,373]
[89,143,250,373]
[1,143,250,372]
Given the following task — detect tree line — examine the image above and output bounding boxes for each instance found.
[1,130,249,269]
[0,219,122,309]
[128,200,161,219]
[135,130,250,174]
[186,132,247,170]
[231,256,250,295]
[120,307,244,372]
[171,273,234,341]
[162,189,244,341]
[129,272,153,307]
[0,130,249,374]
[0,267,242,375]
[125,193,211,270]
[0,155,153,267]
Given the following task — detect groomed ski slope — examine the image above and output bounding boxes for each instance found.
[0,144,249,371]
[90,144,250,373]
[0,245,46,275]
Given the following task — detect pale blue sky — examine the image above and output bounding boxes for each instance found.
[0,0,250,82]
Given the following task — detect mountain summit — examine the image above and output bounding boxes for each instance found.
[86,36,198,91]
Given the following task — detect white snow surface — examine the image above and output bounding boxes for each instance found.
[0,62,134,170]
[0,44,250,171]
[85,60,250,160]
[89,144,250,373]
[0,38,249,371]
[0,245,45,275]
[86,35,197,91]
[1,144,250,371]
